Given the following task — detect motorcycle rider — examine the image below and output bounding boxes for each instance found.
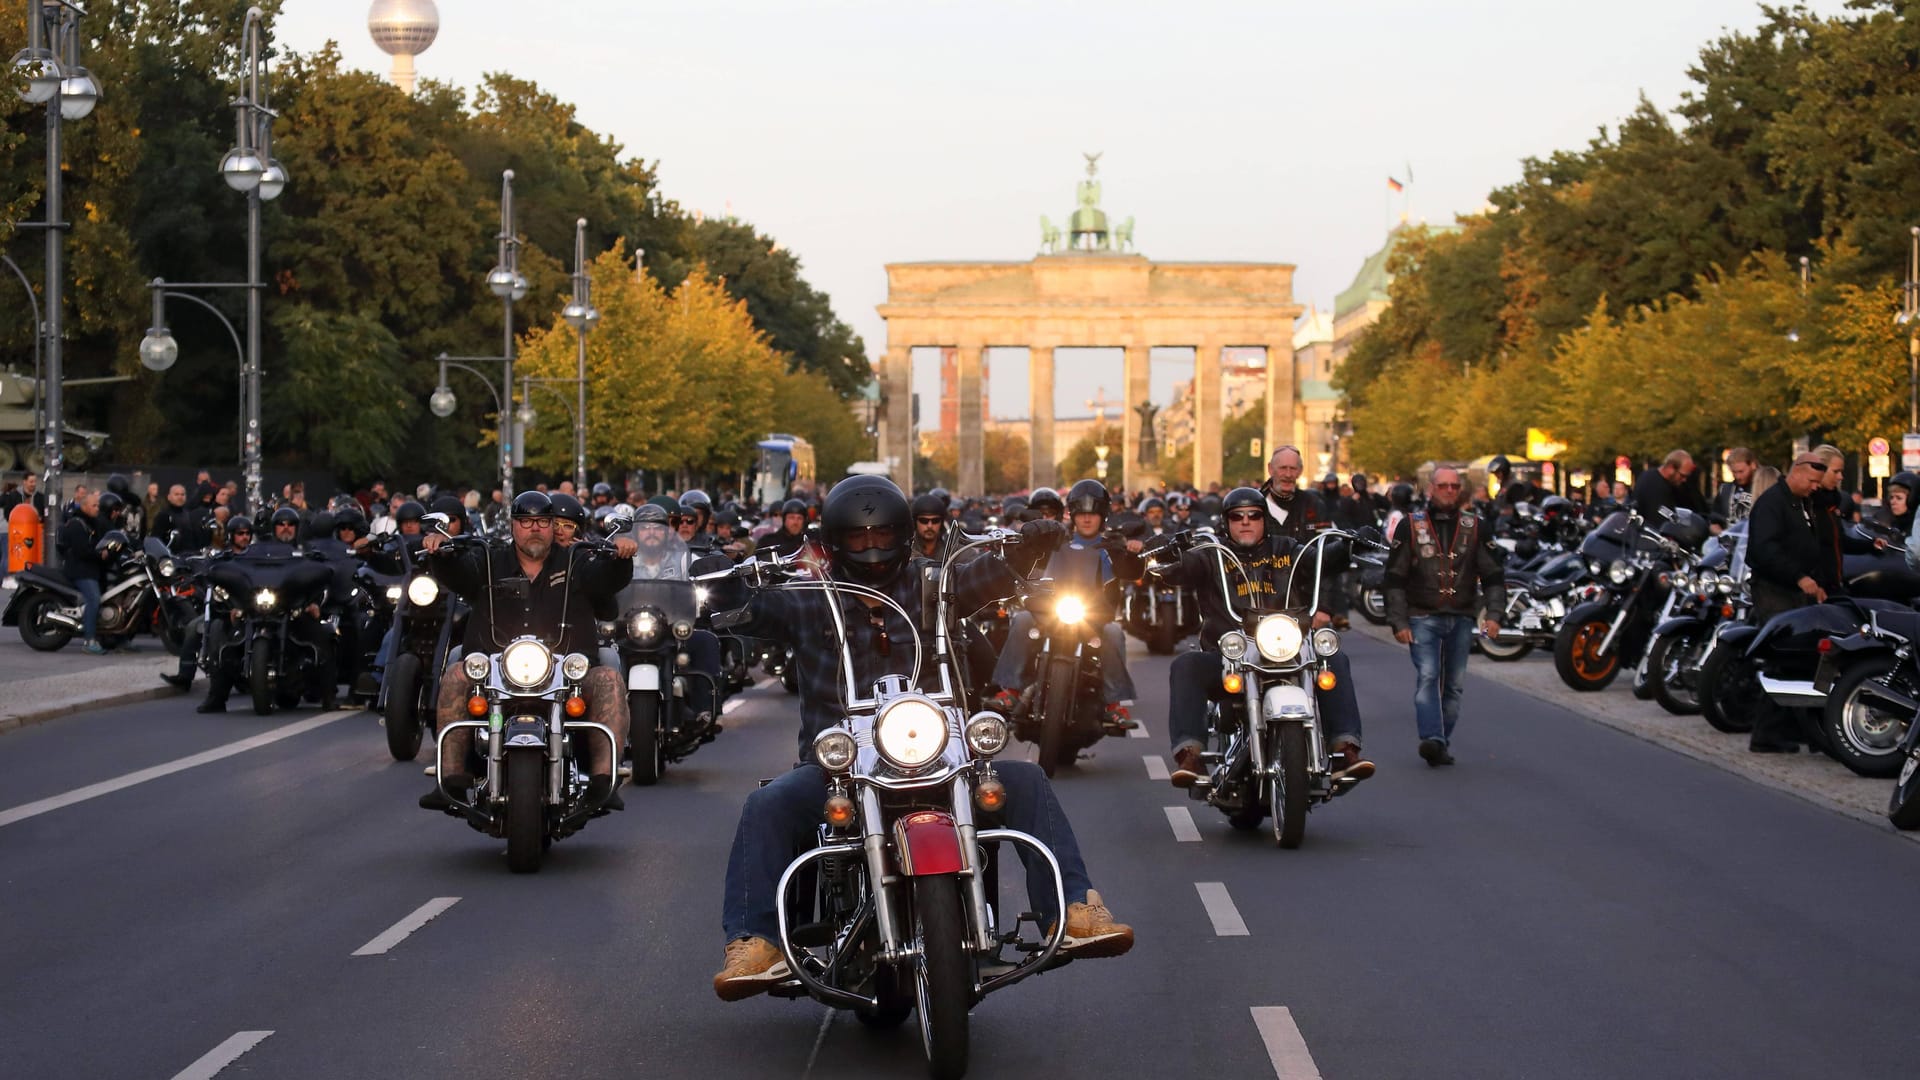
[624,502,730,733]
[590,481,616,510]
[1140,497,1170,537]
[1156,486,1373,788]
[711,475,1134,1001]
[1259,446,1328,544]
[986,479,1143,732]
[163,516,255,692]
[195,507,337,713]
[910,493,947,559]
[760,499,812,558]
[1027,486,1065,523]
[417,491,637,811]
[58,490,108,655]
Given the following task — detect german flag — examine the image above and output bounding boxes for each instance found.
[1387,176,1404,193]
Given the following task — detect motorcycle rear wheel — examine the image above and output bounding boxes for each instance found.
[628,689,664,786]
[504,749,546,874]
[249,638,276,716]
[911,874,971,1080]
[1476,634,1533,662]
[1888,750,1920,830]
[383,652,424,761]
[1271,723,1310,850]
[1697,645,1757,734]
[1822,656,1911,779]
[1359,588,1389,626]
[17,593,73,652]
[1554,617,1622,692]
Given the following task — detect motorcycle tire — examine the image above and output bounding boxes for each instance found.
[911,874,971,1080]
[249,638,276,716]
[1821,656,1912,779]
[156,611,184,658]
[1360,589,1389,626]
[1148,610,1175,656]
[1888,749,1920,830]
[1227,809,1265,831]
[628,689,665,786]
[383,652,424,761]
[1271,723,1310,850]
[1650,630,1705,716]
[1554,611,1623,692]
[504,748,546,874]
[1035,656,1077,778]
[781,659,798,695]
[1696,645,1757,734]
[1476,634,1533,662]
[1632,655,1658,701]
[17,593,73,652]
[857,965,914,1030]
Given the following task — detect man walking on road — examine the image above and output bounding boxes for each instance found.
[1384,466,1505,765]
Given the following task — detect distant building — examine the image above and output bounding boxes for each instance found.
[1294,304,1339,477]
[1161,348,1266,464]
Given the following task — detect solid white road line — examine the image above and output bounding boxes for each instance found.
[170,1030,273,1080]
[352,897,462,956]
[0,710,357,829]
[1195,881,1250,936]
[1250,1007,1324,1080]
[1164,806,1203,843]
[1143,754,1170,781]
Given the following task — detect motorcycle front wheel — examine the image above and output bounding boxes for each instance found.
[627,688,664,786]
[249,638,276,716]
[383,652,424,761]
[911,874,971,1080]
[504,748,546,874]
[1554,610,1623,691]
[17,593,73,652]
[1822,656,1911,779]
[1148,606,1176,655]
[1034,656,1077,778]
[1271,723,1310,850]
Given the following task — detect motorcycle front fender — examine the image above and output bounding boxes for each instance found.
[892,809,963,877]
[1652,615,1707,639]
[628,663,662,691]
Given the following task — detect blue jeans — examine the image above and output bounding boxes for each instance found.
[74,577,102,641]
[1409,614,1475,743]
[991,611,1136,704]
[721,761,1093,944]
[1167,649,1362,755]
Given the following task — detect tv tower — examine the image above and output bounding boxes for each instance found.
[367,0,439,95]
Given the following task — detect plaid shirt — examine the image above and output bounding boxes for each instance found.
[739,556,1016,761]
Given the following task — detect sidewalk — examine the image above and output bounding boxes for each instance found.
[1348,619,1914,842]
[0,633,179,733]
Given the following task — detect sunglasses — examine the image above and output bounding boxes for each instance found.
[915,516,944,525]
[1226,511,1263,523]
[1434,482,1463,490]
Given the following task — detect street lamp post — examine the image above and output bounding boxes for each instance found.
[481,171,529,498]
[11,0,101,565]
[560,218,600,490]
[1903,227,1920,434]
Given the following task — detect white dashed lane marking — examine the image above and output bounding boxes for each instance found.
[170,1030,273,1080]
[1195,881,1249,936]
[1143,754,1170,781]
[1164,806,1202,842]
[1250,1007,1324,1079]
[352,897,462,956]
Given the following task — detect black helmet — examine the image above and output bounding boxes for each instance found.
[1488,455,1512,476]
[1389,482,1414,510]
[97,491,124,518]
[334,507,368,539]
[1351,473,1370,491]
[269,506,302,530]
[679,489,712,525]
[632,503,670,526]
[1222,487,1265,515]
[713,507,741,528]
[106,473,131,497]
[927,486,952,508]
[1891,471,1920,495]
[1539,495,1575,516]
[1197,493,1223,516]
[1140,496,1166,515]
[780,498,808,518]
[1065,479,1110,518]
[1028,486,1065,517]
[910,493,946,519]
[591,481,615,499]
[821,475,910,574]
[429,495,465,521]
[227,514,255,536]
[511,490,554,519]
[306,511,336,540]
[394,500,425,525]
[550,492,589,529]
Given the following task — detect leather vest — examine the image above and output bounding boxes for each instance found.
[1409,509,1478,601]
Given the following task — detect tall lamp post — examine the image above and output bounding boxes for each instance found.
[134,7,285,515]
[1901,226,1920,434]
[560,218,599,490]
[429,171,526,497]
[11,0,101,565]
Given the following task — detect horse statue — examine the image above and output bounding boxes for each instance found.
[1040,215,1062,254]
[1113,216,1135,252]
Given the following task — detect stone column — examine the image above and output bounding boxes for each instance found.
[1264,336,1296,476]
[882,341,913,493]
[1193,341,1223,490]
[1028,344,1055,490]
[957,342,986,496]
[1121,342,1152,493]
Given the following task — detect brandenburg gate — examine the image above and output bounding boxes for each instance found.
[877,155,1303,494]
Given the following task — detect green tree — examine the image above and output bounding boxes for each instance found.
[1057,424,1121,487]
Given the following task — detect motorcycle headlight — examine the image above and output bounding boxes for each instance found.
[253,588,278,612]
[213,586,230,604]
[406,575,440,606]
[965,712,1009,757]
[1254,614,1303,663]
[158,558,177,579]
[1311,627,1341,657]
[1718,575,1736,594]
[627,608,664,643]
[462,652,491,681]
[874,694,950,770]
[814,729,857,772]
[501,639,554,689]
[561,652,591,682]
[1608,560,1632,585]
[1055,595,1086,624]
[1670,571,1691,592]
[1219,631,1249,661]
[385,585,403,603]
[1588,560,1604,576]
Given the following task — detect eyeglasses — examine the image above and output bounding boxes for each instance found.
[512,516,554,529]
[1433,482,1463,490]
[670,514,698,525]
[1226,511,1263,523]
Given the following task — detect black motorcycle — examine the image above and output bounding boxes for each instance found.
[1813,605,1920,777]
[205,554,337,715]
[5,530,157,651]
[1552,510,1701,692]
[614,578,720,784]
[376,553,468,761]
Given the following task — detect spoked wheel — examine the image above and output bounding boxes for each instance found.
[1697,645,1759,734]
[911,874,972,1080]
[1822,656,1913,779]
[1651,630,1707,716]
[1270,723,1310,850]
[627,689,664,786]
[1554,617,1622,691]
[383,652,424,761]
[504,748,546,874]
[249,638,276,716]
[1360,588,1389,626]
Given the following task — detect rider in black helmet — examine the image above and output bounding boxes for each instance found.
[590,481,616,508]
[1027,486,1065,522]
[910,492,948,559]
[710,476,1133,1000]
[761,498,812,558]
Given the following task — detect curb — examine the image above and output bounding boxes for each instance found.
[0,682,182,735]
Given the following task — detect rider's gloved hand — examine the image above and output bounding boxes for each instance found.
[1010,519,1067,577]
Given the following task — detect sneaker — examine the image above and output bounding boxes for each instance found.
[1103,703,1138,733]
[1050,889,1134,959]
[1170,746,1206,788]
[1332,745,1375,782]
[713,936,791,1001]
[986,688,1020,715]
[83,641,107,656]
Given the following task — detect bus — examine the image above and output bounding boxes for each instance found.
[750,434,816,507]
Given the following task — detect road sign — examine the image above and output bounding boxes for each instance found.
[1615,455,1631,469]
[1250,438,1262,460]
[1905,433,1920,470]
[1870,437,1890,457]
[1871,453,1893,479]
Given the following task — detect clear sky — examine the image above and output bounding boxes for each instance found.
[280,0,1843,421]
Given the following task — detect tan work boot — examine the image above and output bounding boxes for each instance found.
[1170,746,1206,789]
[713,936,790,1001]
[1050,889,1134,959]
[1332,745,1376,783]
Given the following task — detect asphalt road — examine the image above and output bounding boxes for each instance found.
[4,632,1919,1079]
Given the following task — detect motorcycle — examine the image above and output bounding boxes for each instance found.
[1812,604,1920,777]
[712,531,1067,1080]
[1156,526,1374,848]
[146,536,205,658]
[374,537,469,761]
[1551,510,1701,691]
[1476,548,1595,662]
[615,578,721,785]
[4,530,158,651]
[1642,528,1745,716]
[1007,532,1133,776]
[1348,541,1390,626]
[204,552,337,715]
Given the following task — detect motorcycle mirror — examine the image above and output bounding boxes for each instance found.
[422,512,452,536]
[710,605,752,630]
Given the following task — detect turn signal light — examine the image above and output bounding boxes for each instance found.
[1222,673,1244,694]
[824,794,857,827]
[564,695,588,717]
[1317,669,1338,691]
[975,777,1007,813]
[466,695,487,717]
[1721,605,1735,618]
